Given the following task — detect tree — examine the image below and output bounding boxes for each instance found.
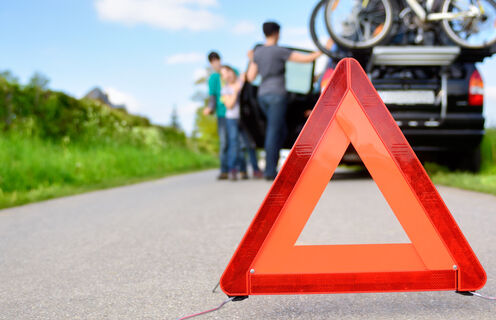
[0,71,17,130]
[26,72,50,117]
[192,105,218,153]
[170,105,181,130]
[0,70,19,84]
[28,72,50,90]
[190,67,218,153]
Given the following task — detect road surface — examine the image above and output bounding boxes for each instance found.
[0,170,494,319]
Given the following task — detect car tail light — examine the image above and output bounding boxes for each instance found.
[468,69,484,106]
[320,68,334,93]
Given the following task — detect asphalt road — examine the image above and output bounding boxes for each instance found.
[0,169,495,319]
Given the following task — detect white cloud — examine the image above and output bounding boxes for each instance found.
[485,85,496,100]
[232,21,256,35]
[105,87,141,113]
[94,0,223,31]
[181,101,201,116]
[166,52,204,64]
[484,85,496,127]
[177,101,202,134]
[192,68,208,82]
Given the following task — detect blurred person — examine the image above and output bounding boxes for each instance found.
[317,40,337,94]
[220,65,243,181]
[246,21,332,180]
[239,125,263,179]
[220,66,263,180]
[204,51,229,180]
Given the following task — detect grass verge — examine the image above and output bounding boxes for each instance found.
[0,135,217,209]
[425,129,496,195]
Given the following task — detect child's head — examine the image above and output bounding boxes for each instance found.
[263,21,280,42]
[220,65,237,83]
[207,51,221,72]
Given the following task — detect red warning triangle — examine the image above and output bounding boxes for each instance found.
[220,58,486,296]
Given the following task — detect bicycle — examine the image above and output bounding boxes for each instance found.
[320,0,496,49]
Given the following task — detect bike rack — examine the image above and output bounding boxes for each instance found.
[367,46,462,124]
[368,46,461,67]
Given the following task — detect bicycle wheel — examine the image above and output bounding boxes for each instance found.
[441,0,496,48]
[310,0,336,57]
[324,0,395,49]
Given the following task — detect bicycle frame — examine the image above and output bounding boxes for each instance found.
[404,0,483,22]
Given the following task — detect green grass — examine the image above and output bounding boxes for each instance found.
[425,129,496,195]
[0,135,217,209]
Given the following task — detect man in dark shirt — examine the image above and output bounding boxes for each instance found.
[246,21,328,180]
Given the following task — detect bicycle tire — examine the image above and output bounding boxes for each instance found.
[324,0,395,49]
[309,0,340,58]
[441,0,496,48]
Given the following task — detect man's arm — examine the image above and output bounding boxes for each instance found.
[288,51,322,63]
[204,74,220,115]
[246,49,258,83]
[207,94,217,110]
[246,61,258,83]
[287,39,334,64]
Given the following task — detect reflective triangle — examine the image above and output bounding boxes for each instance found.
[220,58,486,296]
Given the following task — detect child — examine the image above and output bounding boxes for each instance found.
[220,65,243,181]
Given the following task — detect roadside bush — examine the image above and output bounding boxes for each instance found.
[191,107,219,154]
[0,71,218,209]
[481,129,496,173]
[0,71,187,152]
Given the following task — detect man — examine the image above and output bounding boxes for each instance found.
[204,51,229,180]
[246,21,331,180]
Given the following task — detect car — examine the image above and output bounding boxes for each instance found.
[240,45,491,172]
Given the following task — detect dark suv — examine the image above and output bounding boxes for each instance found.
[240,46,490,172]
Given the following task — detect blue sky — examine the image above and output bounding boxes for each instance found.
[1,0,495,133]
